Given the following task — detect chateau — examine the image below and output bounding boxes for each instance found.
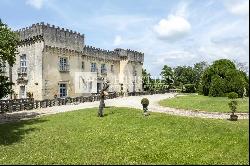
[4,23,144,100]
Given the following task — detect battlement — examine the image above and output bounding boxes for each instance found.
[84,45,119,56]
[15,23,144,63]
[84,46,144,63]
[114,48,144,63]
[16,22,85,51]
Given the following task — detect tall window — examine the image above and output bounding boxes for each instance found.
[59,83,67,98]
[20,54,27,73]
[111,65,114,73]
[101,64,106,74]
[0,60,6,74]
[133,66,137,76]
[88,81,92,92]
[20,86,26,98]
[91,63,97,72]
[81,61,85,70]
[59,57,69,71]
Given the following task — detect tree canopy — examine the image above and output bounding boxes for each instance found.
[199,59,249,97]
[0,19,19,99]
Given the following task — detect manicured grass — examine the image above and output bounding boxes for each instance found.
[0,107,249,164]
[159,94,249,113]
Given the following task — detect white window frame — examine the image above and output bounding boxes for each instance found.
[20,54,27,73]
[59,83,67,98]
[82,61,85,70]
[59,57,69,71]
[111,64,114,73]
[101,64,106,73]
[0,60,6,74]
[91,62,97,72]
[133,66,137,76]
[20,86,26,98]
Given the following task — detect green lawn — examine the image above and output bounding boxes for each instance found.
[0,107,249,165]
[159,94,249,113]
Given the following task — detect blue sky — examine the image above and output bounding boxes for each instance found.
[0,0,249,76]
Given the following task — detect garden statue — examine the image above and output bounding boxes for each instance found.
[98,81,110,117]
[141,98,149,116]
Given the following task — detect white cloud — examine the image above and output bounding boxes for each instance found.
[154,15,191,41]
[226,0,249,16]
[26,0,44,9]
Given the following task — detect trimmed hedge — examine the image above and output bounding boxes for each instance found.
[183,84,196,93]
[228,92,239,99]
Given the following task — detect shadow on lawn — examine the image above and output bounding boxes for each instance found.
[0,113,48,145]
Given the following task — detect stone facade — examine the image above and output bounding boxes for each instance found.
[8,22,144,100]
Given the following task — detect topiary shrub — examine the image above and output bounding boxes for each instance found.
[228,92,238,121]
[183,84,196,93]
[227,92,238,99]
[141,98,149,106]
[141,98,149,114]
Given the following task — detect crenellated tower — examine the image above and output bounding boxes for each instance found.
[16,22,85,51]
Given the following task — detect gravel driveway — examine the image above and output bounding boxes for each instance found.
[0,93,248,124]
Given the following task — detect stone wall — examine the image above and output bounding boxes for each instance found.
[12,41,44,100]
[42,46,121,99]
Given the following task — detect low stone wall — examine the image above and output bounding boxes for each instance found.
[0,91,168,113]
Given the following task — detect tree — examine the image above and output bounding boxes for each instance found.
[160,65,174,88]
[200,59,248,97]
[173,66,196,87]
[193,61,208,89]
[233,60,249,76]
[142,69,152,91]
[0,19,19,99]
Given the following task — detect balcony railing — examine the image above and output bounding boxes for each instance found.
[17,67,27,75]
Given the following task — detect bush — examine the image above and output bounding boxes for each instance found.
[228,92,238,99]
[183,84,196,93]
[141,98,149,106]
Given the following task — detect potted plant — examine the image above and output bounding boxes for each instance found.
[141,98,149,115]
[228,92,238,121]
[27,92,33,98]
